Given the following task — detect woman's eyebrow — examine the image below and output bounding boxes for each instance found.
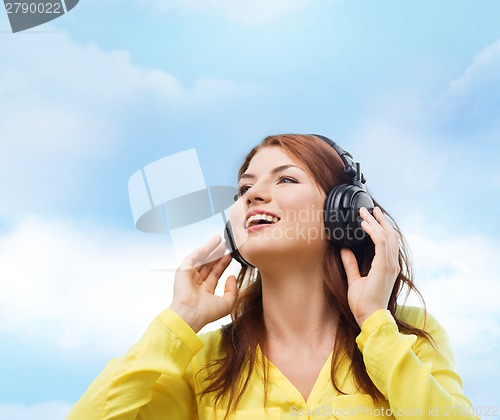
[240,164,305,180]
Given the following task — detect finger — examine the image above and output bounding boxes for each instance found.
[361,208,399,275]
[222,275,238,309]
[359,207,385,242]
[373,207,399,248]
[359,216,385,245]
[205,240,228,264]
[180,235,222,271]
[360,219,391,273]
[198,242,227,279]
[359,207,384,231]
[198,259,219,282]
[373,207,399,266]
[340,248,361,285]
[372,207,400,270]
[204,253,233,293]
[359,208,389,252]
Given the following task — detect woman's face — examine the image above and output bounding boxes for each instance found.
[230,146,328,266]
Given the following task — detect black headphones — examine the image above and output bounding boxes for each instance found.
[224,135,375,266]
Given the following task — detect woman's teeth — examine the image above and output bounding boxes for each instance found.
[246,214,280,228]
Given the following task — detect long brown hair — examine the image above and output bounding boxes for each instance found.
[198,134,431,416]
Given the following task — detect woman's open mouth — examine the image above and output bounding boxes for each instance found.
[245,213,280,232]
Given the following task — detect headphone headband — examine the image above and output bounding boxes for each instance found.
[310,134,366,186]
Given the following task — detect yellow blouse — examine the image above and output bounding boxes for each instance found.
[67,306,478,419]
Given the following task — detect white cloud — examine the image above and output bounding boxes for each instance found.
[0,32,184,107]
[405,232,500,377]
[0,401,72,420]
[446,38,500,98]
[0,29,260,221]
[347,39,500,239]
[0,215,170,356]
[0,214,238,358]
[439,38,500,130]
[139,0,325,25]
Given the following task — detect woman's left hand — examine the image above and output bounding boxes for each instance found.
[340,206,400,328]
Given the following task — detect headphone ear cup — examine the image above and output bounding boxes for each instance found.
[224,221,254,267]
[324,184,374,248]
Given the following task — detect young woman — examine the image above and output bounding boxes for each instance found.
[68,134,478,419]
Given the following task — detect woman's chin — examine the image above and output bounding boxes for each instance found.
[239,241,294,264]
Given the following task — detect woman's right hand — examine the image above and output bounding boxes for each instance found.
[169,235,238,333]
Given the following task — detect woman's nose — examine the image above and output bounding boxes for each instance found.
[245,182,271,205]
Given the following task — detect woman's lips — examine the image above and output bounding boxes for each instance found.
[247,221,279,233]
[246,214,280,228]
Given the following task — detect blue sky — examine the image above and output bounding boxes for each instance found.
[1,1,499,418]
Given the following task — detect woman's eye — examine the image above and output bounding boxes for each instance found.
[279,176,298,184]
[237,176,297,198]
[238,185,251,196]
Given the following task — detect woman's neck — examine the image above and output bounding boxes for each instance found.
[258,258,337,352]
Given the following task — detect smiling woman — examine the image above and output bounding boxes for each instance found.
[67,134,478,420]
